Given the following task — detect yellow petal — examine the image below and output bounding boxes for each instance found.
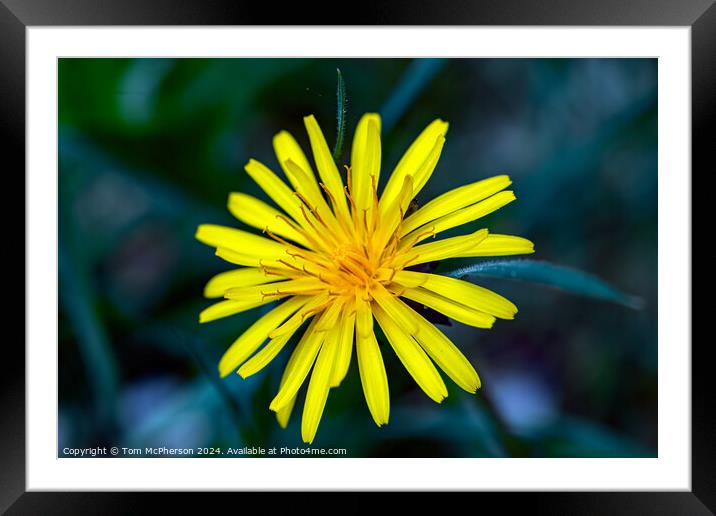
[462,234,535,257]
[269,316,325,412]
[373,175,414,252]
[217,296,309,377]
[411,134,446,196]
[411,309,481,393]
[276,394,297,429]
[405,191,516,244]
[393,271,517,319]
[389,270,427,288]
[282,159,342,236]
[244,159,305,223]
[272,130,316,184]
[350,113,382,211]
[380,119,448,210]
[400,175,512,235]
[330,302,356,387]
[355,299,389,426]
[196,224,287,262]
[214,247,263,267]
[314,298,344,332]
[254,288,309,432]
[370,282,419,335]
[402,228,488,266]
[203,267,282,299]
[301,329,339,444]
[373,305,447,403]
[238,331,294,379]
[269,292,330,338]
[227,192,309,247]
[398,287,496,329]
[276,371,298,429]
[303,115,349,220]
[199,297,274,324]
[225,278,326,301]
[221,282,285,304]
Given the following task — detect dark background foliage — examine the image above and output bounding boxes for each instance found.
[58,58,657,457]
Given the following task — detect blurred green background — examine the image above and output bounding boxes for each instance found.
[58,58,657,457]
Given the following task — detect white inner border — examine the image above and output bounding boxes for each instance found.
[27,27,691,491]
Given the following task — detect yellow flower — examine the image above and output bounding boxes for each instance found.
[196,113,534,444]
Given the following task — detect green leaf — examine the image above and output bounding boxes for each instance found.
[445,259,642,309]
[332,68,347,162]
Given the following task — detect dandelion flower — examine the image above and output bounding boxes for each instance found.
[196,113,534,443]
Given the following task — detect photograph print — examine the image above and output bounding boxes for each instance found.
[58,57,657,459]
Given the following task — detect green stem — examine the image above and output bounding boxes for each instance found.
[332,68,347,162]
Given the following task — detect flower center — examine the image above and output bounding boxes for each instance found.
[260,172,417,303]
[332,245,374,286]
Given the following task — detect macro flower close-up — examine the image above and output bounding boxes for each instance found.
[196,112,534,443]
[58,57,657,461]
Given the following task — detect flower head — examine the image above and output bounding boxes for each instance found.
[196,113,534,443]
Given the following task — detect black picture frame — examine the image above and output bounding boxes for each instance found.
[3,1,710,513]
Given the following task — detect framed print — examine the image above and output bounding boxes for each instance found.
[3,0,711,512]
